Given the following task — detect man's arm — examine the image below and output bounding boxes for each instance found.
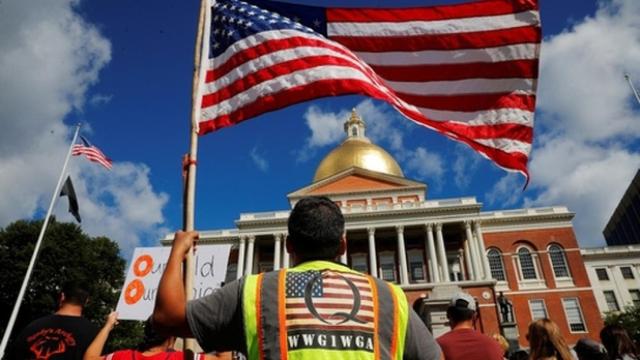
[404,310,442,360]
[152,230,197,337]
[84,312,118,360]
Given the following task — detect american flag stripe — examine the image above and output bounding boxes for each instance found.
[333,26,541,52]
[287,303,374,311]
[326,0,537,21]
[357,43,538,65]
[199,0,540,178]
[327,11,539,37]
[287,324,374,333]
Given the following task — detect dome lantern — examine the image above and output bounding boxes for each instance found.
[312,109,404,182]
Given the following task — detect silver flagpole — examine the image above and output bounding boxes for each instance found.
[0,124,81,358]
[625,74,640,106]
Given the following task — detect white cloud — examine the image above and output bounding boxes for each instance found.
[299,100,445,184]
[405,147,445,187]
[0,0,168,255]
[487,0,640,246]
[453,145,482,189]
[250,147,269,172]
[89,94,113,106]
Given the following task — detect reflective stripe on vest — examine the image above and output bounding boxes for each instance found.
[242,261,409,360]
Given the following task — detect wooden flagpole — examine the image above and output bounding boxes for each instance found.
[0,124,81,359]
[183,0,208,352]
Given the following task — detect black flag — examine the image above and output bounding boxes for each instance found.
[60,176,81,223]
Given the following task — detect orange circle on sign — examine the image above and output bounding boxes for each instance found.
[133,254,153,277]
[124,279,144,305]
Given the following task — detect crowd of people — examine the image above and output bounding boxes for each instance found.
[6,196,640,360]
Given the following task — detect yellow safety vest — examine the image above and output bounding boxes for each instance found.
[242,261,409,360]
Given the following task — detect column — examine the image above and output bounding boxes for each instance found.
[340,232,348,264]
[425,223,440,282]
[273,233,282,270]
[458,249,467,281]
[236,236,246,279]
[465,221,482,280]
[463,238,474,281]
[282,235,290,268]
[474,221,492,280]
[245,235,255,275]
[367,227,378,278]
[396,226,409,285]
[435,223,450,282]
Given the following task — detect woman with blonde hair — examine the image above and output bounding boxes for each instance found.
[526,319,574,360]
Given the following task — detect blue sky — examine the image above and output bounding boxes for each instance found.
[1,0,639,255]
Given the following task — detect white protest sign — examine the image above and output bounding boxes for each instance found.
[115,245,231,320]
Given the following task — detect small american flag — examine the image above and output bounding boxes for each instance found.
[284,270,375,351]
[72,136,113,170]
[197,0,540,181]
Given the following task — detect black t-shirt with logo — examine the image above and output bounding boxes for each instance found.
[9,314,99,360]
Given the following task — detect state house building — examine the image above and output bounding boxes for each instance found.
[185,110,603,346]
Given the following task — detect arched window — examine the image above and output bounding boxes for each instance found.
[487,248,506,281]
[518,247,538,280]
[548,245,570,278]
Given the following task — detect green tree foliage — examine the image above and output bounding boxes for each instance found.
[0,218,143,354]
[604,306,640,344]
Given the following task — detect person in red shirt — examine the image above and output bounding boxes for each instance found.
[436,292,504,360]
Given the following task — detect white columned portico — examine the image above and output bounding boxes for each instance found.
[236,236,246,279]
[474,221,491,280]
[340,233,348,264]
[465,221,482,280]
[245,235,255,275]
[425,223,440,282]
[282,235,290,268]
[463,238,474,281]
[396,226,409,285]
[435,223,450,282]
[367,227,378,278]
[273,233,282,270]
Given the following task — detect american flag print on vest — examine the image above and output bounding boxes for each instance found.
[284,270,375,352]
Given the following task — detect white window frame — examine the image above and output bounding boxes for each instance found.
[621,266,635,280]
[407,249,426,283]
[562,298,588,333]
[514,245,546,290]
[630,289,640,307]
[595,268,610,281]
[547,244,573,288]
[379,251,397,283]
[487,248,507,282]
[529,299,548,321]
[350,252,369,274]
[603,290,620,312]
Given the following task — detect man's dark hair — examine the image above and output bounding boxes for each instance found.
[446,301,475,324]
[287,196,344,262]
[60,281,90,306]
[138,317,171,352]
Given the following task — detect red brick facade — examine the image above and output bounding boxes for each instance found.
[483,227,603,346]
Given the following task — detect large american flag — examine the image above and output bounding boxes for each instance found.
[197,0,540,179]
[72,136,113,170]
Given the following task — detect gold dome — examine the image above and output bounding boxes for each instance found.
[313,110,404,182]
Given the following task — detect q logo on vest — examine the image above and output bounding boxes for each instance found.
[124,254,153,305]
[303,271,368,325]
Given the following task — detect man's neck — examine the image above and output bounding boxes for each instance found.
[451,321,474,331]
[56,304,83,317]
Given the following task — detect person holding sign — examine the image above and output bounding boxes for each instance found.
[83,312,218,360]
[153,196,441,360]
